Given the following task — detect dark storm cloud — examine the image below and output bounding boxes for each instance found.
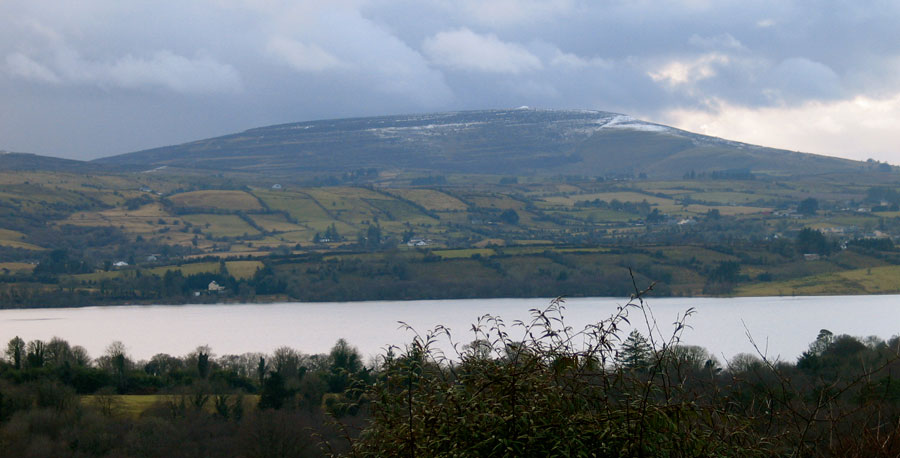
[2,0,899,160]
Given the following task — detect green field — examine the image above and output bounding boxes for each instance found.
[252,190,333,222]
[387,188,468,211]
[168,190,263,211]
[181,214,261,238]
[81,394,259,418]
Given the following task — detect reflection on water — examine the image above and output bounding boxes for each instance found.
[7,318,63,321]
[1,295,898,362]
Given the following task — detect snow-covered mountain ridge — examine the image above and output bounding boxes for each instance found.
[96,108,861,179]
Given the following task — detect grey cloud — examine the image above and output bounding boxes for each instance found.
[102,52,242,94]
[688,33,743,51]
[762,58,843,103]
[454,0,574,27]
[266,38,344,72]
[6,53,60,83]
[423,28,543,74]
[6,48,243,94]
[262,6,452,105]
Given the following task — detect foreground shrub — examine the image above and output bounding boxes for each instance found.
[353,285,768,457]
[351,282,900,457]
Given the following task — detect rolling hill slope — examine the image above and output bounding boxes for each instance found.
[95,109,865,179]
[0,152,109,172]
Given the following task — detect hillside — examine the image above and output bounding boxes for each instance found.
[95,109,864,179]
[0,152,108,173]
[2,109,900,306]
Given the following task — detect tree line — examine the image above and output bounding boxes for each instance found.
[4,292,900,455]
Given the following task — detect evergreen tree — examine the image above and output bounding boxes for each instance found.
[617,330,652,370]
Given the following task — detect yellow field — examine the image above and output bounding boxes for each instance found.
[0,262,36,274]
[148,262,220,277]
[0,239,45,250]
[0,228,25,240]
[81,395,163,418]
[687,191,764,205]
[0,171,145,192]
[0,189,85,213]
[464,193,524,210]
[64,203,173,235]
[501,246,553,255]
[499,246,608,255]
[682,204,770,216]
[474,238,506,248]
[305,219,356,236]
[736,265,900,296]
[556,247,611,254]
[184,251,274,260]
[249,213,306,232]
[644,188,690,197]
[559,208,635,222]
[387,189,468,211]
[180,214,260,238]
[542,192,672,207]
[168,190,263,211]
[225,260,264,279]
[303,188,384,223]
[365,198,438,225]
[432,248,496,258]
[71,260,261,282]
[656,246,739,264]
[242,235,299,248]
[262,229,316,244]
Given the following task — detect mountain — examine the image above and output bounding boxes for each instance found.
[95,108,863,178]
[0,151,106,172]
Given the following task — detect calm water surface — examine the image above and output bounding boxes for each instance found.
[1,295,898,363]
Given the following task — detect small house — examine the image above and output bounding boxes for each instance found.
[208,281,226,292]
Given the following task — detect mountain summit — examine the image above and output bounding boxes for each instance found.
[96,108,861,178]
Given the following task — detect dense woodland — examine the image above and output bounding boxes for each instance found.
[3,292,900,456]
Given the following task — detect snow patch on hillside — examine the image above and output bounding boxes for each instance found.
[601,115,672,133]
[365,122,487,139]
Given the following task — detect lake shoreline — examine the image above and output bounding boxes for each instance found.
[3,288,897,311]
[3,295,899,363]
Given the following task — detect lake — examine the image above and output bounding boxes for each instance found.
[1,295,898,364]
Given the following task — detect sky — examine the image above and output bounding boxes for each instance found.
[2,0,900,162]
